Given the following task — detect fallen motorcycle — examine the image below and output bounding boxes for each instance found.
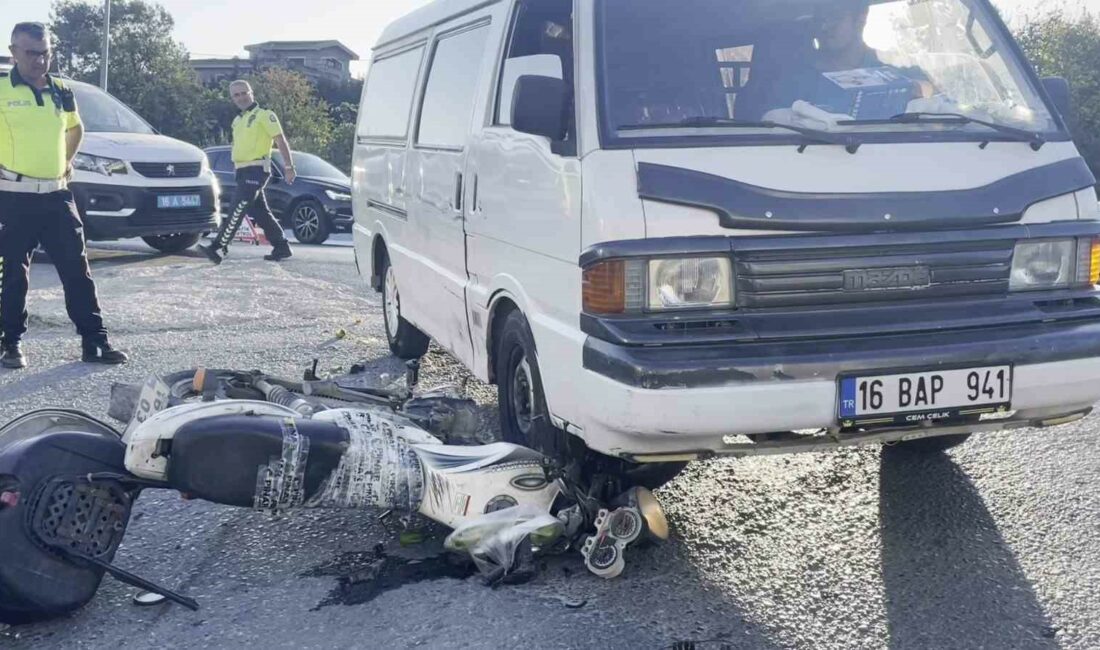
[108,359,490,446]
[0,368,669,625]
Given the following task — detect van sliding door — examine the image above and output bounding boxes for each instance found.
[405,18,494,365]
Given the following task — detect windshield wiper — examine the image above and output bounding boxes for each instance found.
[618,117,863,153]
[841,112,1047,150]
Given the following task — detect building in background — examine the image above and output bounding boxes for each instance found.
[189,56,254,86]
[190,40,359,87]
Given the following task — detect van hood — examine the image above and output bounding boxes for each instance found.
[633,142,1095,233]
[79,132,205,163]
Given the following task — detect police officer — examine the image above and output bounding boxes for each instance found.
[198,80,295,264]
[0,22,127,369]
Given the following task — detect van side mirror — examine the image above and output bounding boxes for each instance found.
[511,75,567,142]
[1042,76,1072,122]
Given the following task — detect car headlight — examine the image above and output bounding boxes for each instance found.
[1009,238,1100,291]
[583,256,734,314]
[200,155,211,176]
[72,153,128,176]
[325,189,352,201]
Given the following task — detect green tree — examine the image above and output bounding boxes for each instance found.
[321,101,358,172]
[315,78,364,111]
[326,121,356,174]
[245,68,334,156]
[50,0,221,146]
[1016,11,1100,176]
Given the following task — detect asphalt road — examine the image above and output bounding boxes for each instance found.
[0,238,1097,649]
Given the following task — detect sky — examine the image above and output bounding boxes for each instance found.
[3,0,435,76]
[3,0,1099,78]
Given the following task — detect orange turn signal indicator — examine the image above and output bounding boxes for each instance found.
[583,260,626,314]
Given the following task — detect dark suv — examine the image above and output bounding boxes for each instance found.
[204,146,352,244]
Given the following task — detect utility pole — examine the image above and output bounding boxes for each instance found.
[99,0,111,90]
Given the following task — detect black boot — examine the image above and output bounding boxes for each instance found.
[197,242,225,265]
[82,337,129,365]
[1,342,26,369]
[264,240,293,262]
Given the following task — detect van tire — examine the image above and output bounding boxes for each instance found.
[380,253,430,360]
[893,433,972,453]
[142,233,201,253]
[495,310,568,458]
[494,310,687,489]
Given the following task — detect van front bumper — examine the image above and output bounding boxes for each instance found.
[71,182,219,240]
[579,311,1100,458]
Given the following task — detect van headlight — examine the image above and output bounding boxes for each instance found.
[1010,238,1100,291]
[648,257,733,310]
[583,256,734,314]
[72,153,128,176]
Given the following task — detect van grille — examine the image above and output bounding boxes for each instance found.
[735,240,1014,309]
[131,162,202,178]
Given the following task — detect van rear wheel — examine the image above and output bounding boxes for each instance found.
[494,310,685,489]
[380,253,429,360]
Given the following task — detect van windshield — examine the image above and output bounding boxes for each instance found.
[597,0,1059,144]
[70,82,155,134]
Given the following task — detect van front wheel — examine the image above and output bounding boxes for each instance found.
[494,310,687,489]
[380,254,429,360]
[495,311,570,459]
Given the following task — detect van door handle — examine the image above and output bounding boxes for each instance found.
[471,174,479,214]
[454,172,464,211]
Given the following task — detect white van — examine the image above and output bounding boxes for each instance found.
[352,0,1100,480]
[63,77,219,253]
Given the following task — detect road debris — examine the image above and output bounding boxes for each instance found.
[133,592,168,607]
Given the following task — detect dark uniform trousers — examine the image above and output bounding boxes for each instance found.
[0,189,107,345]
[213,167,288,251]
